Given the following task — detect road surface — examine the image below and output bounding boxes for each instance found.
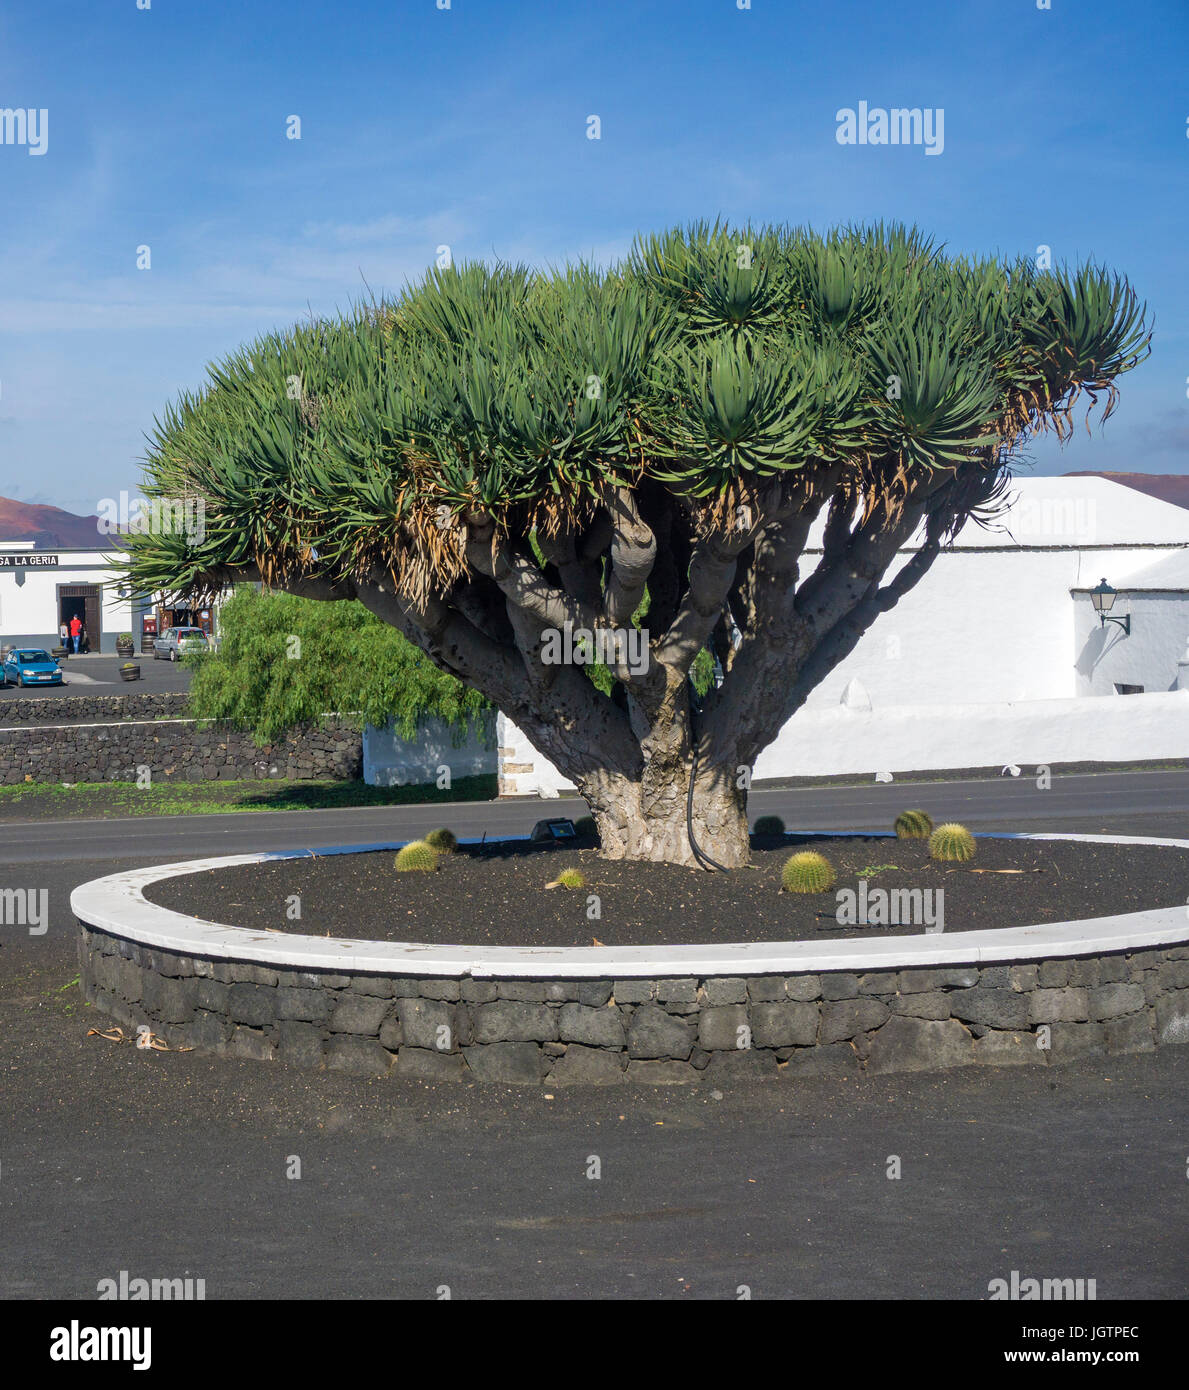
[0,769,1185,1299]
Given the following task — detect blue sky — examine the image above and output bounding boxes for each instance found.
[0,0,1185,515]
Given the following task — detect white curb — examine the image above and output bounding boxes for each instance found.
[71,831,1189,980]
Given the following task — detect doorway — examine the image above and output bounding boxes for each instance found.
[57,584,102,653]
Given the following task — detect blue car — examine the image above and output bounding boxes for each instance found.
[3,647,65,687]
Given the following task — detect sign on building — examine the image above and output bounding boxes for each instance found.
[0,554,59,568]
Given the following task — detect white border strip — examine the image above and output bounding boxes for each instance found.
[70,832,1189,979]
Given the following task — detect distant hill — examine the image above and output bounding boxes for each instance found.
[1064,472,1189,512]
[0,497,114,548]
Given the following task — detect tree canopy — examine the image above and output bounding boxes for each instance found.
[125,221,1149,864]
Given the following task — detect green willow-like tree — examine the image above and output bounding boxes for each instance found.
[182,585,489,744]
[125,223,1148,867]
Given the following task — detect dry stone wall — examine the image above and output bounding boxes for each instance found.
[0,691,191,725]
[78,926,1189,1084]
[0,713,361,783]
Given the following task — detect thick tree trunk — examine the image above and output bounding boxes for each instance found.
[329,469,982,870]
[578,761,750,868]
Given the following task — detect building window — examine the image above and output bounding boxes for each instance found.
[1114,683,1144,695]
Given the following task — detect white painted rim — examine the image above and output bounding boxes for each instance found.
[70,831,1189,979]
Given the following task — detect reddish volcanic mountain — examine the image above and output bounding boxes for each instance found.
[1064,472,1189,511]
[0,497,113,548]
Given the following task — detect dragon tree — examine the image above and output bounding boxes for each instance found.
[125,223,1148,867]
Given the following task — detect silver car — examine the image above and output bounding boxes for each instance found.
[152,626,209,661]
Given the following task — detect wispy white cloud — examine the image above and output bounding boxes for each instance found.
[0,203,475,335]
[0,295,296,334]
[300,211,468,247]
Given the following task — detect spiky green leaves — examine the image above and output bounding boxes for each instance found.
[1015,265,1150,428]
[866,321,1000,468]
[630,222,789,339]
[124,221,1149,608]
[395,262,669,504]
[646,340,820,494]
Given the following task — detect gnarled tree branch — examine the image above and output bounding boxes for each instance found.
[602,485,656,626]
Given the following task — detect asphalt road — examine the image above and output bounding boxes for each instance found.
[0,770,1186,1300]
[0,651,192,703]
[1,766,1187,864]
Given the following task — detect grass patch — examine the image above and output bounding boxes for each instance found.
[0,775,498,821]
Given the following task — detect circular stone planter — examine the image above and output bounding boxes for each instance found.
[72,832,1189,1086]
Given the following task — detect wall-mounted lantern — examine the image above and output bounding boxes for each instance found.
[1090,578,1131,636]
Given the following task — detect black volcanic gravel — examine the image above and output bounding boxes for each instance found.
[142,833,1189,948]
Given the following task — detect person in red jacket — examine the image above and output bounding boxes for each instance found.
[69,614,82,653]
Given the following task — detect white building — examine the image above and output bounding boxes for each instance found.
[0,541,223,654]
[492,475,1189,793]
[1072,548,1189,696]
[0,541,141,652]
[797,474,1189,709]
